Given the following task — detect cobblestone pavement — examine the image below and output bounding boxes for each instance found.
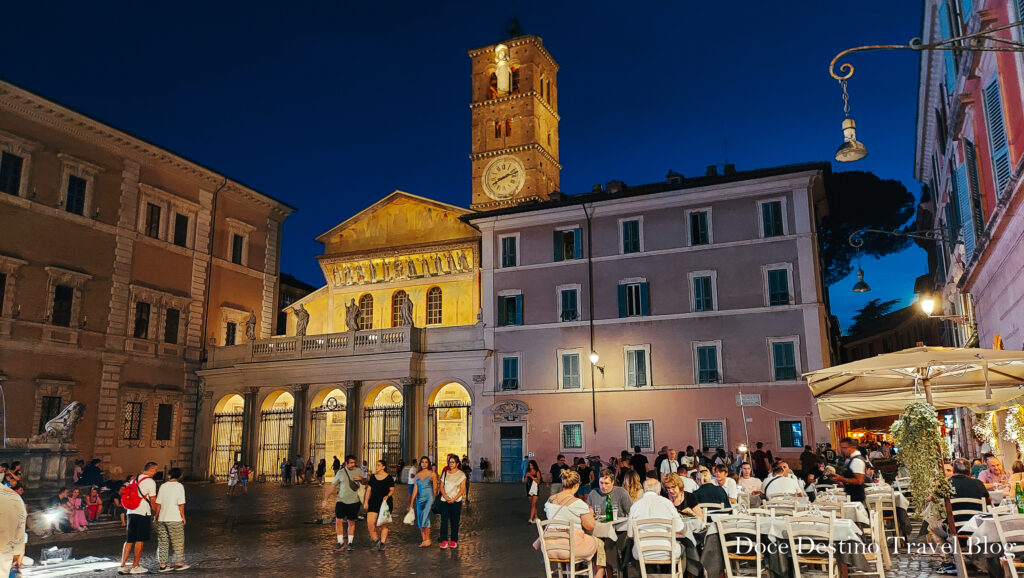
[23,482,988,577]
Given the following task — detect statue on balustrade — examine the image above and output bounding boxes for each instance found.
[345,299,361,332]
[399,296,414,327]
[245,311,257,340]
[293,304,310,337]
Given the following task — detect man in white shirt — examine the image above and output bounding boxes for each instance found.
[674,464,699,493]
[712,465,739,502]
[628,478,686,562]
[119,461,158,575]
[680,446,695,470]
[763,464,804,499]
[659,449,680,480]
[0,484,26,577]
[154,467,190,572]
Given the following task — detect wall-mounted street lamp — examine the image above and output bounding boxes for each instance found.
[846,227,951,293]
[589,351,604,375]
[918,296,970,324]
[829,20,1024,162]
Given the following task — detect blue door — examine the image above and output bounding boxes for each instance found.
[500,426,523,482]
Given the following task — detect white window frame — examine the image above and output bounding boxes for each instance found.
[685,207,713,246]
[557,348,584,390]
[129,284,190,343]
[618,277,647,317]
[687,270,718,313]
[555,283,582,322]
[692,339,724,384]
[617,216,645,254]
[626,419,654,453]
[44,266,92,328]
[0,129,38,199]
[768,336,802,382]
[776,417,807,450]
[500,352,522,390]
[697,418,728,451]
[225,217,256,266]
[761,262,795,306]
[57,153,102,218]
[756,197,788,238]
[622,344,652,388]
[559,421,585,453]
[554,224,583,261]
[498,233,520,268]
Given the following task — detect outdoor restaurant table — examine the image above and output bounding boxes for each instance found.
[961,512,1024,577]
[592,517,630,574]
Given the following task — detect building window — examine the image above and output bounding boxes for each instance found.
[560,422,584,452]
[511,67,520,93]
[497,294,523,326]
[505,119,512,137]
[624,346,650,387]
[766,268,791,306]
[0,272,6,316]
[0,152,24,196]
[173,213,190,248]
[501,356,519,390]
[620,219,642,254]
[699,419,726,450]
[39,396,63,434]
[695,342,721,384]
[779,420,804,449]
[627,420,653,453]
[760,200,785,238]
[426,287,442,325]
[133,301,151,339]
[560,352,581,389]
[123,401,144,440]
[145,203,162,239]
[618,281,650,317]
[391,290,408,327]
[51,285,74,327]
[156,404,174,441]
[691,273,715,312]
[225,321,237,346]
[358,294,374,330]
[688,210,710,246]
[494,121,501,138]
[559,287,578,322]
[500,235,518,268]
[771,339,799,381]
[553,227,582,261]
[231,234,244,265]
[65,175,87,216]
[225,218,254,266]
[164,308,180,344]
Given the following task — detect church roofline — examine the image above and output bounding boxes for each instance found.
[467,34,559,71]
[314,190,474,244]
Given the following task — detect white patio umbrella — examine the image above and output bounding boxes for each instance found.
[804,346,1024,421]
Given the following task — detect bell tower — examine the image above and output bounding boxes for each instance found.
[468,35,560,210]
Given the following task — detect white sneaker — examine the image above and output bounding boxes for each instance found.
[130,566,149,574]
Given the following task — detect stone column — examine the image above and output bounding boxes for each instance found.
[400,378,425,466]
[343,381,360,461]
[191,380,215,479]
[241,387,259,465]
[290,384,308,462]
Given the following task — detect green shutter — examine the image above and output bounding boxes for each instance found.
[639,282,650,316]
[497,297,507,327]
[635,351,647,386]
[573,228,583,259]
[553,231,564,261]
[514,295,523,325]
[618,284,627,318]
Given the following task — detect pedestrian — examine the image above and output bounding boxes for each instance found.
[239,464,250,494]
[332,456,341,476]
[548,454,568,493]
[280,458,288,485]
[227,463,238,495]
[316,459,327,485]
[575,457,593,498]
[751,442,769,479]
[118,461,158,575]
[437,454,467,549]
[305,458,314,484]
[524,460,542,523]
[154,467,190,572]
[363,460,395,551]
[322,455,365,552]
[460,456,472,504]
[628,445,649,478]
[409,456,438,548]
[0,481,26,577]
[833,437,868,503]
[86,487,103,521]
[294,455,305,484]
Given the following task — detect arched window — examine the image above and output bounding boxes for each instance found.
[391,290,408,327]
[358,294,374,330]
[494,121,501,139]
[426,287,443,325]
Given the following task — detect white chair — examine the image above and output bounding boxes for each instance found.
[717,514,766,577]
[848,509,886,578]
[947,497,987,578]
[535,519,595,578]
[698,502,729,523]
[766,498,800,517]
[630,517,684,578]
[992,512,1024,578]
[785,514,838,578]
[866,491,900,540]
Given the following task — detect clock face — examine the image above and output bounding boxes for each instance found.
[482,155,526,200]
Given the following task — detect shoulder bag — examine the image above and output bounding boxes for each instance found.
[431,470,447,515]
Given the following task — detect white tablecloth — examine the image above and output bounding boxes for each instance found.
[962,513,1024,544]
[593,517,629,540]
[705,516,862,543]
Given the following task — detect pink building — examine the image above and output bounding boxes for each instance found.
[467,163,835,481]
[916,0,1024,349]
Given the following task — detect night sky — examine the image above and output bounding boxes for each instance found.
[0,1,927,332]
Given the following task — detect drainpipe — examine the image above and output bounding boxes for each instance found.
[583,203,597,433]
[196,178,227,470]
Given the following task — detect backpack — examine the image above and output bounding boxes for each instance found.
[120,475,151,510]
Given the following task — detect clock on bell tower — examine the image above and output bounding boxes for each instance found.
[468,35,561,210]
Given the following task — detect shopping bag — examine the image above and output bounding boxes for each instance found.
[377,501,393,526]
[403,509,416,525]
[529,480,539,496]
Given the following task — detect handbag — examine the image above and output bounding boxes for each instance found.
[377,501,393,526]
[529,479,539,497]
[431,471,447,515]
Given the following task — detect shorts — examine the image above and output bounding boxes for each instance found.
[240,477,248,483]
[125,514,152,542]
[335,501,360,521]
[227,478,238,486]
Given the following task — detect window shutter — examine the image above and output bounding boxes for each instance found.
[939,3,956,93]
[622,221,632,252]
[964,140,986,234]
[635,351,647,386]
[573,228,583,259]
[954,165,976,260]
[497,296,507,327]
[617,284,627,318]
[514,295,523,325]
[983,78,1011,195]
[639,282,650,316]
[626,351,637,385]
[553,231,564,261]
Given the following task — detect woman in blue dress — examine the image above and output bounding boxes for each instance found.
[408,456,437,547]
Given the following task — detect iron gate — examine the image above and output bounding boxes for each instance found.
[310,397,347,466]
[363,404,404,472]
[258,408,293,481]
[210,411,243,481]
[427,400,472,464]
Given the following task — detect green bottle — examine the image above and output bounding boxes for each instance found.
[1016,482,1024,514]
[605,494,613,521]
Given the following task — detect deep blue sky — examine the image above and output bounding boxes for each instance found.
[1,1,927,331]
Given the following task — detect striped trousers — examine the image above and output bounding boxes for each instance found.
[156,521,185,565]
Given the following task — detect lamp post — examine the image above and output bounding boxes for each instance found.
[845,226,952,293]
[829,20,1024,161]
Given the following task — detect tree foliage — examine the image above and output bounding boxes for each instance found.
[818,171,916,286]
[847,298,901,336]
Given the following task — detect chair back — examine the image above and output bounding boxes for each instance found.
[949,497,988,535]
[766,498,800,517]
[864,508,887,577]
[698,502,728,523]
[785,514,836,578]
[993,512,1024,562]
[717,514,764,578]
[631,517,681,578]
[535,518,584,578]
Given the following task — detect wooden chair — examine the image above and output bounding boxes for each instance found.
[866,491,900,540]
[698,502,729,523]
[630,517,684,578]
[535,519,595,578]
[785,514,838,578]
[848,509,886,578]
[947,497,987,578]
[717,514,766,577]
[860,498,891,569]
[993,512,1024,578]
[766,498,800,517]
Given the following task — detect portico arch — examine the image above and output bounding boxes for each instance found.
[258,389,294,480]
[363,384,404,471]
[309,387,347,470]
[428,382,472,464]
[210,394,244,481]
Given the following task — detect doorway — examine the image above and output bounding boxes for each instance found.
[499,425,524,482]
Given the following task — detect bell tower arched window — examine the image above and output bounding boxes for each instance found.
[358,294,374,330]
[426,287,443,325]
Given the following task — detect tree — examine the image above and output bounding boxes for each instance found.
[818,171,916,286]
[847,298,901,335]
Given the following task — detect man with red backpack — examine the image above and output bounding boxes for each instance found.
[119,462,158,574]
